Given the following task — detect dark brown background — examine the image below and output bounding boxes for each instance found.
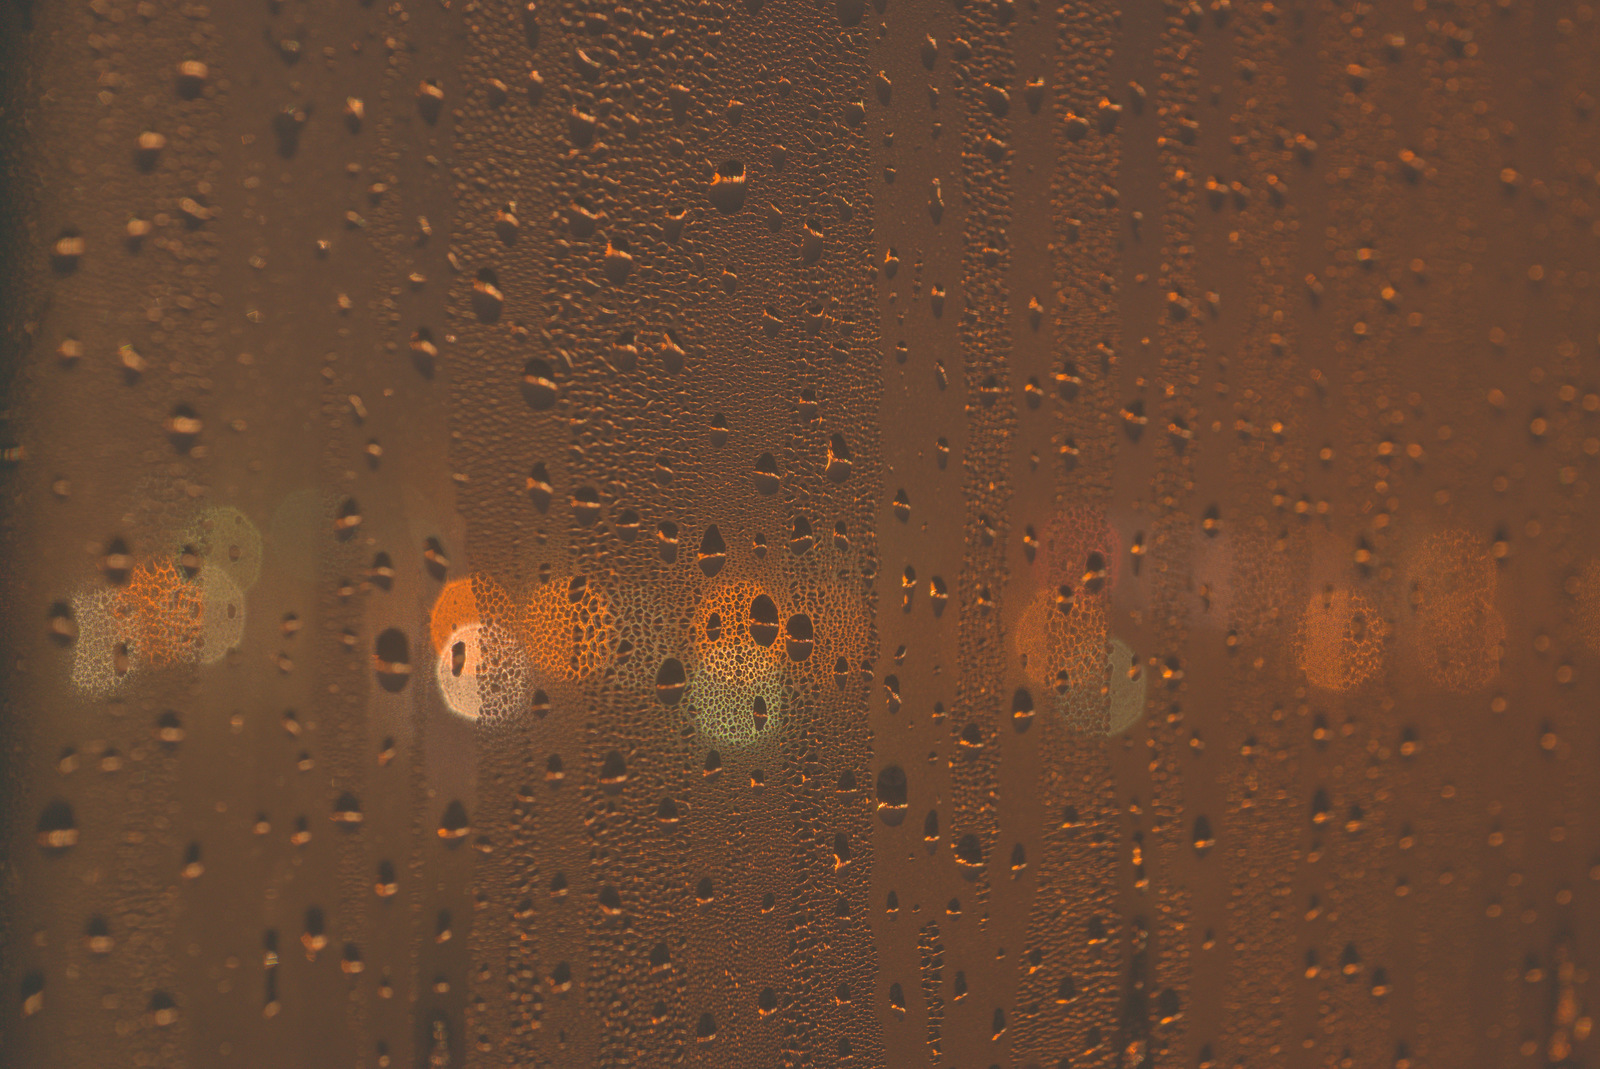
[2,0,1598,1066]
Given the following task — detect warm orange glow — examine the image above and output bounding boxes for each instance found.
[520,575,616,681]
[689,579,787,743]
[1297,588,1387,691]
[692,583,785,678]
[1016,585,1109,701]
[429,577,480,654]
[119,560,203,667]
[1410,530,1496,606]
[1040,506,1120,596]
[1409,530,1503,692]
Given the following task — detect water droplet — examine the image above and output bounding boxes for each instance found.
[708,160,747,214]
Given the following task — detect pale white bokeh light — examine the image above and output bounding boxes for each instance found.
[193,505,263,592]
[199,567,246,665]
[1053,635,1149,737]
[1106,637,1148,736]
[688,641,785,749]
[435,622,531,723]
[70,589,137,697]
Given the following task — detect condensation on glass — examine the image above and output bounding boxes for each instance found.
[1,1,1598,1067]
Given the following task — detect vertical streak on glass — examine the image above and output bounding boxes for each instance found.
[948,0,1021,1059]
[1007,2,1125,1066]
[448,1,885,1065]
[1208,5,1313,1067]
[950,0,1019,899]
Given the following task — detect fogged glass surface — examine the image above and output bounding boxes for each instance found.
[2,1,1598,1066]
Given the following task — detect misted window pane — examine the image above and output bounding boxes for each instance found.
[2,2,1598,1067]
